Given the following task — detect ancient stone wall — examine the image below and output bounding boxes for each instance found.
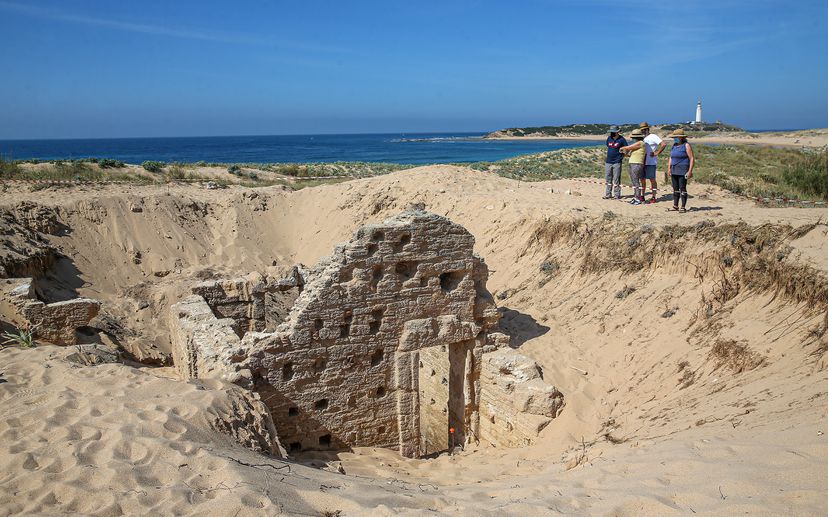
[191,269,302,337]
[172,211,500,456]
[170,210,564,458]
[1,277,100,345]
[168,295,241,381]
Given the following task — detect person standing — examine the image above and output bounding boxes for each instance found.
[620,129,647,204]
[665,129,695,212]
[603,125,627,200]
[640,122,665,203]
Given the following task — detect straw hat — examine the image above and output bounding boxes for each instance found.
[639,122,650,129]
[630,128,645,138]
[667,128,688,139]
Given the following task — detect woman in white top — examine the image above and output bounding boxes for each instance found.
[639,122,666,204]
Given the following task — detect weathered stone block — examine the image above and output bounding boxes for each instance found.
[479,348,565,447]
[1,277,100,345]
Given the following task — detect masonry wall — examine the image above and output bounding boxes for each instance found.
[191,270,302,337]
[171,210,500,457]
[233,211,498,455]
[170,210,565,458]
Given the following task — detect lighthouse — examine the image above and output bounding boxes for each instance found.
[695,100,702,124]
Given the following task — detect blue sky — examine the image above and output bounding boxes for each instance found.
[1,0,826,139]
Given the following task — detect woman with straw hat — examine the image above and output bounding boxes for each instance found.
[620,128,647,205]
[665,128,695,212]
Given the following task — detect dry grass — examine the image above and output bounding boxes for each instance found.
[709,339,766,373]
[677,360,696,389]
[615,286,636,299]
[527,217,828,326]
[538,259,560,287]
[805,323,828,358]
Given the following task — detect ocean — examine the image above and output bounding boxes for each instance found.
[0,133,602,165]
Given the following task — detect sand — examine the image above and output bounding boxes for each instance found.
[1,166,827,515]
[485,128,828,148]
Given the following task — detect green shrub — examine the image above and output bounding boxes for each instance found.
[142,160,165,173]
[98,158,125,169]
[227,164,241,175]
[0,156,21,177]
[758,172,778,184]
[2,324,38,348]
[55,160,96,178]
[166,164,188,180]
[276,164,301,176]
[782,150,828,200]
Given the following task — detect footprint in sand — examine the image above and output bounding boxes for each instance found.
[113,439,152,464]
[170,404,198,419]
[74,438,106,467]
[162,418,188,437]
[22,453,39,471]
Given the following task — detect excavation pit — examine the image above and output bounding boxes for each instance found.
[170,210,564,457]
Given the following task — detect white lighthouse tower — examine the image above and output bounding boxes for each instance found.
[694,100,703,124]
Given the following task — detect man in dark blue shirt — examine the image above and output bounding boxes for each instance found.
[604,126,627,199]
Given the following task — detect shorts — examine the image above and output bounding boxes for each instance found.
[643,165,657,179]
[630,163,645,179]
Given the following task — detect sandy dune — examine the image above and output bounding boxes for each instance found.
[1,166,827,515]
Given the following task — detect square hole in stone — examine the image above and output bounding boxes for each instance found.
[370,348,384,367]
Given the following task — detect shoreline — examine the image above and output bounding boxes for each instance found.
[484,129,828,148]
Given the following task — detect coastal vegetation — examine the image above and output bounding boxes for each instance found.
[782,149,828,199]
[472,145,828,202]
[486,121,743,138]
[2,145,826,202]
[141,160,165,172]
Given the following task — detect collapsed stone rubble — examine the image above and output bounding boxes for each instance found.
[170,210,564,457]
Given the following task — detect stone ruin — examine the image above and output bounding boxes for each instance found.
[170,210,564,457]
[0,277,100,345]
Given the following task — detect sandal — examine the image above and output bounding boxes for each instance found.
[667,206,678,212]
[679,207,687,213]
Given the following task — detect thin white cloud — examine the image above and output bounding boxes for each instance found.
[0,1,351,55]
